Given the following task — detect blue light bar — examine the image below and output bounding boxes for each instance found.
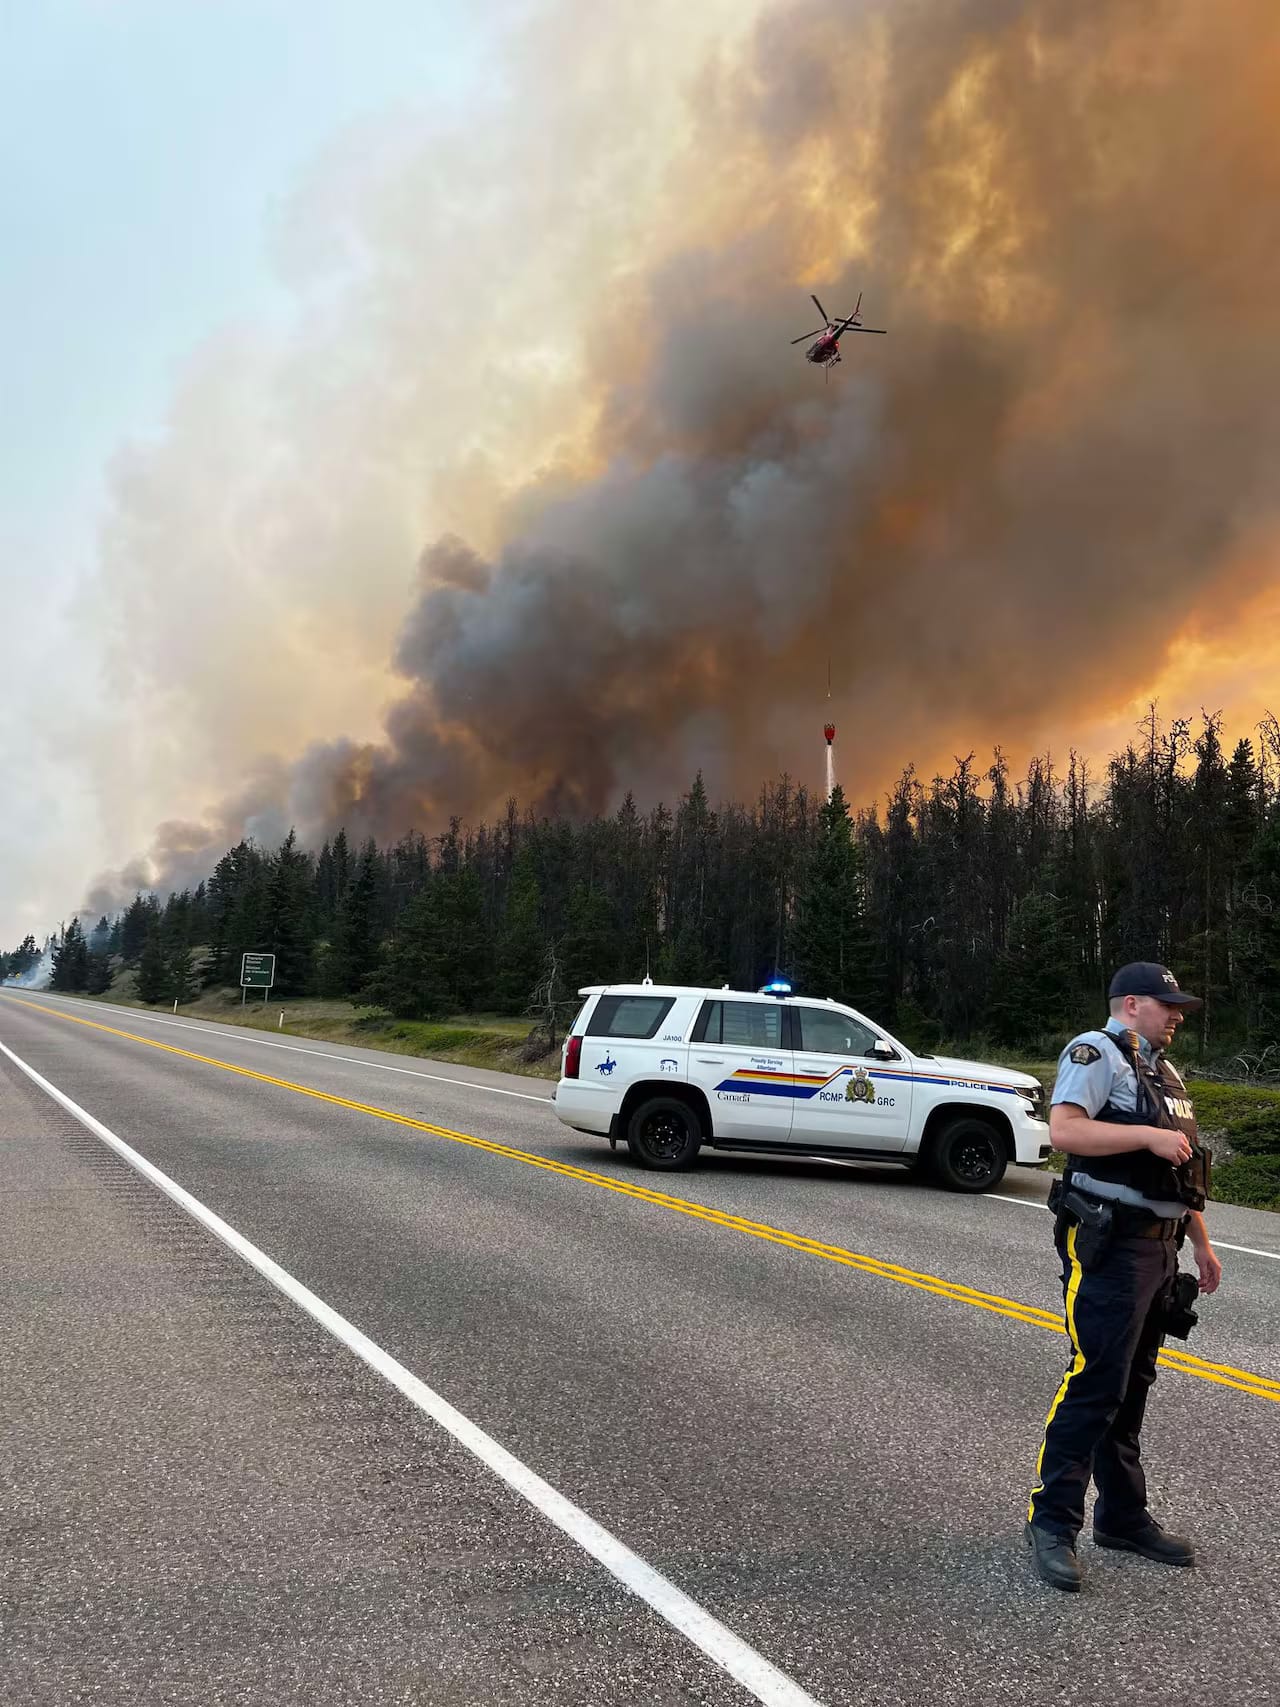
[761,980,792,996]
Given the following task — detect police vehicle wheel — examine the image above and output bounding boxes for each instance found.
[626,1096,702,1170]
[932,1117,1007,1193]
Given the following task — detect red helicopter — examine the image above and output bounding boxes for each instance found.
[791,292,886,374]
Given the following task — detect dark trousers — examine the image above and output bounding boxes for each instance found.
[1028,1223,1177,1538]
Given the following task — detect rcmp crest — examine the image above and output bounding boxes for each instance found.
[846,1066,875,1104]
[1069,1043,1102,1066]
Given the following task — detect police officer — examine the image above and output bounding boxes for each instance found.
[1025,962,1223,1591]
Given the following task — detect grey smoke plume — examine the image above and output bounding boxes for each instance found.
[90,0,1280,899]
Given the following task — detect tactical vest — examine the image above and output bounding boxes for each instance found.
[1063,1031,1211,1212]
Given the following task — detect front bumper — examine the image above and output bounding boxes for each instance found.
[1012,1110,1052,1166]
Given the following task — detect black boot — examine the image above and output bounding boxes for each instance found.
[1025,1522,1083,1592]
[1093,1520,1195,1566]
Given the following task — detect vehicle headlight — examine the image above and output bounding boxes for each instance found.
[1017,1085,1047,1119]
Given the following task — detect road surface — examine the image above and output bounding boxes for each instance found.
[2,988,1277,1706]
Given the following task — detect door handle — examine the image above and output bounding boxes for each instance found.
[697,1056,724,1064]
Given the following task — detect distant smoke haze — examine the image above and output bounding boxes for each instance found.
[81,0,1280,910]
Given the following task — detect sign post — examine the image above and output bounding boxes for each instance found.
[240,952,276,1005]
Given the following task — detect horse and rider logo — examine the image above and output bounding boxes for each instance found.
[597,1053,617,1077]
[845,1067,875,1104]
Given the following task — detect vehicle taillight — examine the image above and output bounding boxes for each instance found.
[564,1035,582,1079]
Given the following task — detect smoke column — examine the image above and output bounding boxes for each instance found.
[82,0,1280,905]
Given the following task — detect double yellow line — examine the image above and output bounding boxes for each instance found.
[7,995,1280,1406]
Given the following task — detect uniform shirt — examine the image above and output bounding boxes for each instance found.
[1051,1017,1186,1219]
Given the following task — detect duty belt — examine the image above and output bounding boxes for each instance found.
[1120,1215,1183,1242]
[1049,1178,1184,1245]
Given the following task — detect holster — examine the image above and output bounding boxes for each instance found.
[1049,1179,1114,1271]
[1162,1271,1200,1340]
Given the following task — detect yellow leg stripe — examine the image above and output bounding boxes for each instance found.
[1027,1222,1087,1524]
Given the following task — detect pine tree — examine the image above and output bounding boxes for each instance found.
[328,842,381,995]
[85,950,114,996]
[120,894,160,966]
[435,868,492,1009]
[984,887,1078,1047]
[265,830,314,996]
[1186,716,1233,1051]
[163,892,198,1005]
[1236,811,1280,1048]
[206,840,269,986]
[363,884,452,1019]
[790,786,880,1008]
[7,935,40,978]
[50,918,90,992]
[561,882,621,994]
[136,926,170,1004]
[495,846,547,1011]
[189,881,210,947]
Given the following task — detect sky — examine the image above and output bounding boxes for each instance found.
[1,0,492,940]
[2,0,1278,945]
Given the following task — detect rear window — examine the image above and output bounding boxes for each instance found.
[697,1000,783,1050]
[586,994,676,1040]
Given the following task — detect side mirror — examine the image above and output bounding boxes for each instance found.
[870,1039,896,1060]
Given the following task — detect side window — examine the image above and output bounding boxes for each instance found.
[796,1007,879,1057]
[586,995,676,1040]
[707,1000,784,1050]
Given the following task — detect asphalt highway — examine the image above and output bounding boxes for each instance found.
[2,988,1277,1706]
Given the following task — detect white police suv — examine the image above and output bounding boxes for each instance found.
[553,981,1050,1192]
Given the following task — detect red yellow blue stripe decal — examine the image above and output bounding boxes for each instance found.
[715,1064,1024,1101]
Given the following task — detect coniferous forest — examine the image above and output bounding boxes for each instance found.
[8,712,1280,1066]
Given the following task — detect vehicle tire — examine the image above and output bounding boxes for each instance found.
[626,1096,702,1170]
[931,1117,1008,1193]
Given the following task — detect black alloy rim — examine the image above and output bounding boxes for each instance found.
[641,1109,689,1161]
[955,1132,1000,1184]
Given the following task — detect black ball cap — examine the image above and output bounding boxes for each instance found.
[1108,962,1203,1010]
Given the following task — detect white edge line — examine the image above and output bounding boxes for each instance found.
[3,990,552,1103]
[0,1036,822,1707]
[11,991,1277,1265]
[987,1191,1280,1260]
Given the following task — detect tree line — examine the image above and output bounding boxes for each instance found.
[8,710,1280,1060]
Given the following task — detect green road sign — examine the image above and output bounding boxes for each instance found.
[240,952,276,989]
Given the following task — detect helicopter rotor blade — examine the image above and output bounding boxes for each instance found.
[810,294,830,324]
[843,325,887,334]
[790,328,826,343]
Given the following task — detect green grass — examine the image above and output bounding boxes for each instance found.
[67,979,1280,1209]
[76,980,563,1079]
[925,1036,1280,1210]
[1023,1059,1280,1213]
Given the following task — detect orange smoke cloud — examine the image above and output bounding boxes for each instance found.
[85,0,1280,902]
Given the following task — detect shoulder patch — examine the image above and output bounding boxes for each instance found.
[1069,1043,1102,1065]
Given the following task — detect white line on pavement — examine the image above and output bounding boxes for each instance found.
[11,992,1277,1264]
[820,1169,1280,1264]
[989,1191,1279,1261]
[4,991,553,1104]
[0,1036,823,1707]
